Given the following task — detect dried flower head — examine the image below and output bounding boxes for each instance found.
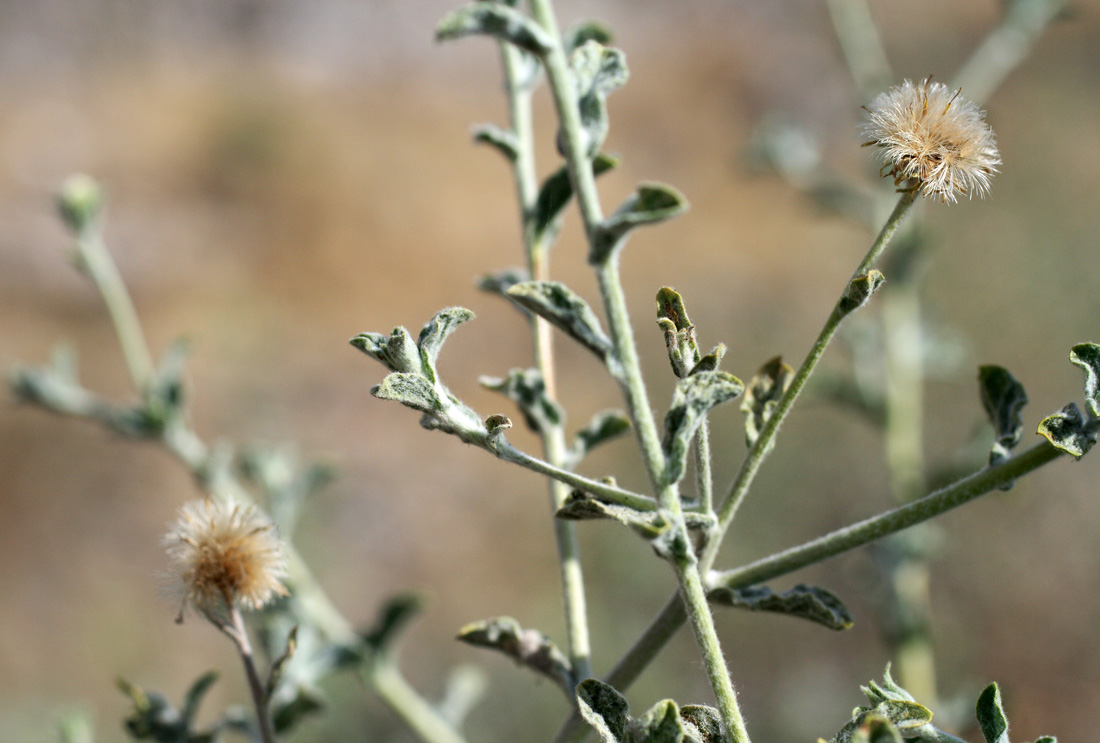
[163,498,288,620]
[862,77,1000,203]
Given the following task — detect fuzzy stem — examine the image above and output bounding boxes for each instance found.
[73,229,155,391]
[501,40,592,683]
[693,420,715,515]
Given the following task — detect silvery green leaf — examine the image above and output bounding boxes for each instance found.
[556,494,716,543]
[1069,342,1100,417]
[656,286,698,378]
[141,338,191,430]
[839,270,886,316]
[371,373,445,415]
[506,281,613,360]
[680,706,723,743]
[662,371,744,487]
[532,152,619,245]
[436,3,554,56]
[563,20,613,53]
[481,368,562,432]
[568,41,628,158]
[590,183,688,264]
[350,326,420,373]
[569,409,631,464]
[978,365,1029,473]
[478,267,529,300]
[741,356,794,448]
[690,345,725,376]
[457,616,573,694]
[472,123,520,161]
[862,664,916,705]
[707,583,854,631]
[364,594,424,654]
[975,683,1010,743]
[417,307,475,383]
[576,679,630,743]
[1037,402,1095,459]
[636,699,685,743]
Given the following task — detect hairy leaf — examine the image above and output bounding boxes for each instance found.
[838,270,886,316]
[1069,342,1100,417]
[591,183,688,263]
[472,123,520,161]
[976,683,1010,743]
[708,583,854,631]
[567,41,628,158]
[637,699,685,743]
[436,3,554,55]
[532,152,619,245]
[418,307,476,382]
[1037,402,1095,459]
[570,409,632,464]
[457,617,573,694]
[656,286,698,378]
[681,706,723,743]
[350,326,420,374]
[506,281,613,360]
[481,368,562,432]
[979,365,1029,469]
[576,679,630,743]
[741,356,794,448]
[662,371,744,486]
[371,373,444,415]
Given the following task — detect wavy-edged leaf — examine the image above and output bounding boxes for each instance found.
[1037,402,1095,459]
[569,41,628,158]
[481,368,562,432]
[979,365,1028,469]
[418,307,475,382]
[576,679,630,743]
[436,3,554,56]
[1070,342,1100,417]
[364,594,424,654]
[457,616,573,694]
[656,286,698,378]
[472,123,520,161]
[371,373,444,414]
[741,356,794,448]
[681,705,723,743]
[690,345,725,376]
[976,683,1010,743]
[569,409,631,464]
[350,326,420,373]
[506,281,612,360]
[637,699,685,743]
[662,371,744,486]
[478,267,529,298]
[563,20,613,53]
[591,183,688,263]
[532,152,619,245]
[708,583,853,631]
[862,664,916,705]
[556,492,713,537]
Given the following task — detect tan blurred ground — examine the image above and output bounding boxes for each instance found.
[2,2,1100,742]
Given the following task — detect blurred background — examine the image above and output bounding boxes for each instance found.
[2,0,1099,741]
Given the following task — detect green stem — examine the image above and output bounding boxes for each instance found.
[74,230,155,391]
[369,663,470,743]
[501,39,592,683]
[694,419,715,515]
[225,605,277,743]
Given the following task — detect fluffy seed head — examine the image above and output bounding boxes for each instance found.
[163,498,288,619]
[862,77,1000,203]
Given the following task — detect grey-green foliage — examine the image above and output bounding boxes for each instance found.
[576,679,723,743]
[589,183,688,264]
[435,2,554,55]
[531,152,619,245]
[661,371,744,487]
[1037,402,1094,459]
[556,490,714,538]
[1069,342,1100,417]
[506,281,614,361]
[978,365,1028,468]
[740,356,793,448]
[838,270,886,316]
[707,583,853,631]
[481,368,563,433]
[456,616,574,694]
[568,41,628,158]
[118,673,234,743]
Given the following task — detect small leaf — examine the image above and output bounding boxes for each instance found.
[1032,737,1057,743]
[265,626,299,703]
[481,368,562,432]
[707,583,854,631]
[568,41,629,158]
[662,371,745,487]
[563,20,613,53]
[478,267,529,298]
[976,683,1010,743]
[838,270,886,316]
[740,356,794,448]
[1069,342,1100,417]
[350,326,420,373]
[371,373,444,415]
[576,679,630,743]
[690,346,725,376]
[862,664,916,705]
[558,493,716,543]
[181,671,219,725]
[637,699,685,743]
[532,153,619,245]
[680,706,723,743]
[271,687,325,735]
[506,281,613,360]
[656,287,698,378]
[436,3,554,56]
[591,183,688,263]
[57,173,103,234]
[418,307,476,382]
[485,413,513,436]
[569,409,631,464]
[979,365,1029,469]
[364,594,424,654]
[850,714,903,743]
[457,617,573,694]
[472,123,520,161]
[1037,402,1095,459]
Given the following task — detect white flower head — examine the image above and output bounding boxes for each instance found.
[862,77,1000,203]
[163,498,289,620]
